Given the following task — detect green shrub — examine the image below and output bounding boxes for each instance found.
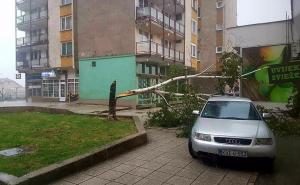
[147,94,205,137]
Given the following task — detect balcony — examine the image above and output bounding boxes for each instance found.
[16,37,30,47]
[17,58,48,70]
[16,34,48,47]
[16,0,48,11]
[136,41,184,63]
[136,7,184,36]
[31,58,48,68]
[17,10,48,25]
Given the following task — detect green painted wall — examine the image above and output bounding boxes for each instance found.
[79,55,137,100]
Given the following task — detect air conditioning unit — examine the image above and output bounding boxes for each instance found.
[216,24,224,31]
[291,43,300,59]
[216,1,224,8]
[216,46,223,53]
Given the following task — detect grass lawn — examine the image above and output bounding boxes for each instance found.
[0,112,137,177]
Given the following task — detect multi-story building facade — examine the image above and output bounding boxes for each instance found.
[16,0,78,102]
[77,0,198,106]
[197,0,224,72]
[16,0,198,106]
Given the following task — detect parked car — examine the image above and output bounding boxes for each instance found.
[189,96,276,163]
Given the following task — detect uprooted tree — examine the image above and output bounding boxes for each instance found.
[108,51,251,119]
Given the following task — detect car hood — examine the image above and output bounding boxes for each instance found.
[193,118,263,138]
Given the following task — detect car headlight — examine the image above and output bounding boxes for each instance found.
[194,132,211,142]
[255,138,273,145]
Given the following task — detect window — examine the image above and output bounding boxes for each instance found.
[61,0,72,5]
[176,14,182,21]
[192,0,197,9]
[216,1,224,8]
[68,79,79,95]
[138,30,149,42]
[191,44,197,58]
[61,16,72,31]
[139,0,148,8]
[61,42,73,56]
[201,101,261,121]
[192,20,197,34]
[31,50,41,60]
[198,7,201,18]
[216,46,223,53]
[42,80,59,98]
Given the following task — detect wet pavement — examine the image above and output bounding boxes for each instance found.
[49,128,257,185]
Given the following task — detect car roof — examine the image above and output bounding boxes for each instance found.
[207,96,252,102]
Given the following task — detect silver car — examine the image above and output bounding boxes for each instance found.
[189,96,276,162]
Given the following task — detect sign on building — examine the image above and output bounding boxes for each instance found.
[268,61,300,84]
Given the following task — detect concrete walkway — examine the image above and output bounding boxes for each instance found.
[49,128,257,185]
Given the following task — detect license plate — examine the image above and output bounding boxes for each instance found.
[218,149,248,158]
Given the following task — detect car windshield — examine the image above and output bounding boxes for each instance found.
[201,101,262,120]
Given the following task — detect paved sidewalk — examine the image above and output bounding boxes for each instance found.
[49,128,256,185]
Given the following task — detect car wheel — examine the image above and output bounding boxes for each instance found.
[188,138,198,158]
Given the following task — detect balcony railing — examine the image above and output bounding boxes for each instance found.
[136,41,184,63]
[17,58,48,70]
[16,34,48,47]
[16,37,30,46]
[136,7,185,36]
[17,10,48,24]
[31,58,48,68]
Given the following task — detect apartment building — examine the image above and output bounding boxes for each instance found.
[197,0,224,72]
[16,0,199,105]
[16,0,78,102]
[77,0,199,106]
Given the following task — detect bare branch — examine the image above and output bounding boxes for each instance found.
[117,63,216,98]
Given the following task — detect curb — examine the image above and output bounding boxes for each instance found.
[0,108,147,185]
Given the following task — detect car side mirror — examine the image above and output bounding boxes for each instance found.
[192,110,200,115]
[262,113,271,119]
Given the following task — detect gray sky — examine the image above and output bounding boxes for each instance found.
[237,0,292,26]
[0,0,293,87]
[0,0,24,86]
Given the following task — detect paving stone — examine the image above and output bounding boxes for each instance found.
[157,164,182,175]
[97,170,125,181]
[114,174,142,185]
[50,128,257,185]
[140,161,165,170]
[219,171,251,185]
[105,182,123,185]
[124,159,148,166]
[82,165,111,176]
[63,173,93,184]
[151,156,172,165]
[166,175,194,185]
[176,168,203,180]
[129,167,154,177]
[134,178,164,185]
[192,168,227,185]
[79,177,110,185]
[112,164,137,173]
[146,171,173,182]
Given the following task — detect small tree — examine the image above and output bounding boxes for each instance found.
[218,52,242,94]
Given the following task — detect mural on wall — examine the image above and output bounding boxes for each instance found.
[242,45,295,102]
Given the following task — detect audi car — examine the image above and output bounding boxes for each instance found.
[189,96,276,162]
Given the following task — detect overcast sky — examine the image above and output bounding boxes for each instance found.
[237,0,292,26]
[0,0,293,87]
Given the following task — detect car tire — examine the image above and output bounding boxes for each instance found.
[188,138,198,159]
